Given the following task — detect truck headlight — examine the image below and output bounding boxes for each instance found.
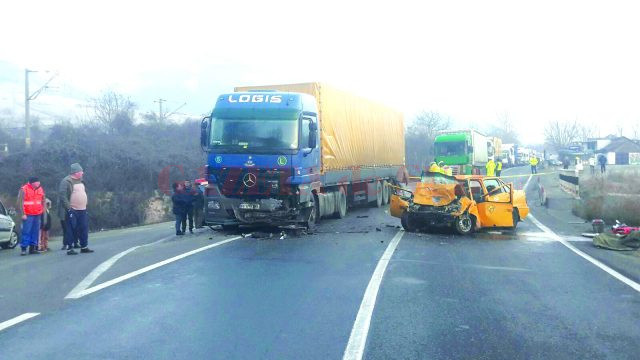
[208,200,221,210]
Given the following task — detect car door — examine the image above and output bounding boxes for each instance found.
[475,179,515,227]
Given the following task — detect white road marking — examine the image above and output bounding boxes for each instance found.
[528,213,640,293]
[66,235,244,299]
[65,235,174,299]
[523,174,640,292]
[343,230,404,360]
[0,313,39,332]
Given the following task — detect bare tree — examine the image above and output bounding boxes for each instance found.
[487,112,519,143]
[631,122,640,140]
[544,120,580,150]
[576,122,598,142]
[405,111,451,174]
[91,91,136,133]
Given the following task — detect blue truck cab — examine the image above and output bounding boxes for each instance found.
[200,91,321,230]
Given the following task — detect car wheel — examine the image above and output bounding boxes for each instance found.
[455,213,474,235]
[401,212,416,232]
[1,229,19,249]
[511,209,520,231]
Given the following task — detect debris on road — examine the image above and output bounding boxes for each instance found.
[593,231,640,251]
[376,227,382,232]
[356,215,369,218]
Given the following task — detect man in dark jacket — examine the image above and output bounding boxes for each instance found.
[193,181,205,229]
[172,182,189,235]
[57,163,94,255]
[598,154,607,174]
[184,180,197,233]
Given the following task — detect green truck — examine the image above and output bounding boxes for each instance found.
[433,129,491,175]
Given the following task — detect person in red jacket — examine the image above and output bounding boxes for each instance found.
[17,177,45,256]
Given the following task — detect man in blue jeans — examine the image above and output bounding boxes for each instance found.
[17,177,45,256]
[57,163,94,255]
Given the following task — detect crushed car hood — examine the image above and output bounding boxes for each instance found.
[413,183,459,207]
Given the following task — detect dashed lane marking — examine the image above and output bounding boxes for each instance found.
[0,313,39,332]
[343,230,405,360]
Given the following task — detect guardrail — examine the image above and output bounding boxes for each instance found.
[558,169,580,198]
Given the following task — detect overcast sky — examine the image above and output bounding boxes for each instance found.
[1,0,639,143]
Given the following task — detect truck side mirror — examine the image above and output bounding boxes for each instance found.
[200,117,210,149]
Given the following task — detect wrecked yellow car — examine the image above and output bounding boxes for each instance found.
[390,173,529,234]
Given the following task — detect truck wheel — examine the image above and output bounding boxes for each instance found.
[455,213,474,235]
[375,181,383,208]
[334,187,348,219]
[401,212,415,232]
[382,181,390,205]
[304,195,319,231]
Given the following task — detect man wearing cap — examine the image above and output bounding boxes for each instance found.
[57,163,94,255]
[16,177,45,255]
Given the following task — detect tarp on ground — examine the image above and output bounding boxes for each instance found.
[593,231,640,251]
[234,83,405,173]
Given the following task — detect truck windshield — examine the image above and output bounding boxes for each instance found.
[209,118,299,151]
[435,141,466,156]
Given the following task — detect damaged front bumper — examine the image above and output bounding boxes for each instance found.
[205,195,303,227]
[405,201,463,227]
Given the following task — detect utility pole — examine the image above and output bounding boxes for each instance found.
[24,68,56,149]
[154,98,166,122]
[24,69,33,149]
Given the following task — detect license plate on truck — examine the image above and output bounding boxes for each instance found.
[239,202,260,210]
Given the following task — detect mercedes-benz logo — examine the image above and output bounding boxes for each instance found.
[243,173,257,187]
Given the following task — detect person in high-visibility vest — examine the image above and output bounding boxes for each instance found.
[496,158,503,177]
[486,159,496,177]
[429,162,440,173]
[529,156,539,174]
[437,161,446,174]
[16,177,45,256]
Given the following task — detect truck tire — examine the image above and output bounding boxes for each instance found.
[455,213,474,235]
[304,194,319,231]
[382,181,390,205]
[334,187,348,219]
[375,181,383,208]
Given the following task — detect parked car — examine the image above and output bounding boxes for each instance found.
[0,199,19,249]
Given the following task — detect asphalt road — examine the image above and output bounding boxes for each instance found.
[0,166,638,359]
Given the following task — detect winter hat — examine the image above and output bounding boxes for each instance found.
[70,163,83,174]
[28,176,39,183]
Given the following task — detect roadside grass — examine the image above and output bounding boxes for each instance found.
[574,175,640,226]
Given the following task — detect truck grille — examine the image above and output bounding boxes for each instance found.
[210,168,292,197]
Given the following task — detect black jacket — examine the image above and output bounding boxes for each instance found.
[171,191,190,215]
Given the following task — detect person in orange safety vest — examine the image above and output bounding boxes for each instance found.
[16,177,45,256]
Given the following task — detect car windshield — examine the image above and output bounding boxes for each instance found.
[209,118,299,151]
